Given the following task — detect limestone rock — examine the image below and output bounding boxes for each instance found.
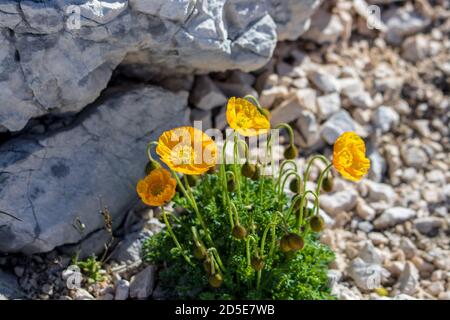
[321,110,364,144]
[0,86,189,253]
[394,262,419,295]
[373,207,416,229]
[129,265,156,299]
[382,5,431,45]
[270,0,322,41]
[189,76,227,111]
[320,189,358,216]
[347,257,390,291]
[0,0,321,132]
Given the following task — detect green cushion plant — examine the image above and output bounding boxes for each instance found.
[138,95,370,300]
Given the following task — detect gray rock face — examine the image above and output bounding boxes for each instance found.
[0,0,321,132]
[0,86,190,253]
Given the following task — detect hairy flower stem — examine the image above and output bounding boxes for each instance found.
[260,222,277,258]
[294,190,319,233]
[226,172,237,229]
[256,270,262,291]
[276,160,298,189]
[279,172,302,201]
[233,133,242,202]
[315,163,333,196]
[303,155,330,193]
[208,248,226,273]
[171,170,213,247]
[230,202,240,225]
[145,141,159,162]
[244,95,266,116]
[220,135,232,208]
[275,123,295,146]
[161,207,193,266]
[246,236,257,267]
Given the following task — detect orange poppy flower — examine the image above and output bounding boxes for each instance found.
[333,132,370,181]
[156,126,217,175]
[137,168,176,206]
[226,97,270,136]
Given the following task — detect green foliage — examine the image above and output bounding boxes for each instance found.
[142,173,335,300]
[74,255,106,284]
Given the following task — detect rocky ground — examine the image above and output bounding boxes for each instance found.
[1,0,449,300]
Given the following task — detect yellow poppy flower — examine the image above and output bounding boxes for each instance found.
[226,97,270,136]
[333,132,370,181]
[137,168,176,206]
[156,126,217,175]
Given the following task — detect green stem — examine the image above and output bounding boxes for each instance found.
[279,171,302,199]
[224,171,237,229]
[191,226,202,247]
[256,270,262,291]
[315,164,333,196]
[276,160,298,189]
[302,155,330,193]
[260,222,277,258]
[233,133,242,201]
[244,95,265,116]
[268,224,277,259]
[161,207,193,266]
[171,170,213,247]
[237,139,249,161]
[146,141,159,163]
[220,134,231,207]
[246,236,257,267]
[208,248,226,273]
[275,123,295,147]
[230,202,240,225]
[294,190,319,233]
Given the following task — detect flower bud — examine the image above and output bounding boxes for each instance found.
[208,273,223,288]
[310,216,325,232]
[227,176,236,192]
[145,160,161,175]
[193,244,207,260]
[322,174,334,192]
[283,145,298,160]
[289,177,301,193]
[280,235,291,253]
[241,162,256,178]
[203,259,213,274]
[251,256,265,271]
[304,207,314,219]
[292,196,302,211]
[287,233,304,251]
[232,224,247,239]
[251,164,261,181]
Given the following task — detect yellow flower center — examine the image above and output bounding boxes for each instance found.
[150,183,164,196]
[338,150,353,168]
[236,114,250,128]
[171,144,196,165]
